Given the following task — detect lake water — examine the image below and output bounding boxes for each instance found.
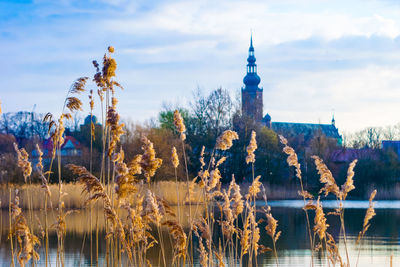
[0,200,399,266]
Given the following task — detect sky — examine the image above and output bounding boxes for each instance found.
[1,0,400,134]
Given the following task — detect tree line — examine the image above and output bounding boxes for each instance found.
[1,88,400,197]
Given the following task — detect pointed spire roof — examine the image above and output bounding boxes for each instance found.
[243,33,260,88]
[249,33,254,52]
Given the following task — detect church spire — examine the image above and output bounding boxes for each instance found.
[242,34,263,122]
[243,34,260,88]
[250,33,254,51]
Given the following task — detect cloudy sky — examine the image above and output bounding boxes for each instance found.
[1,0,400,133]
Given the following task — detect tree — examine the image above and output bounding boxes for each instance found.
[0,112,50,144]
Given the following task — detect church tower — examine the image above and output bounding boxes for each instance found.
[242,35,263,122]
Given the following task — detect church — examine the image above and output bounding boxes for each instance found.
[241,35,342,145]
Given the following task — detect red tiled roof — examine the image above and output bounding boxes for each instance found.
[42,136,81,152]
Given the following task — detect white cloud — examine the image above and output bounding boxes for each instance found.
[2,0,400,132]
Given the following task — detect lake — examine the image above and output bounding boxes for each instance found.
[0,200,399,266]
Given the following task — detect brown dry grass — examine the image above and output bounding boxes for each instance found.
[0,181,204,210]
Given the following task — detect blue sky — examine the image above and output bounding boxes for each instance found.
[1,0,400,133]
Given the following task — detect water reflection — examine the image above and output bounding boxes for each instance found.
[0,201,399,266]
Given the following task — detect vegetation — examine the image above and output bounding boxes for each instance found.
[0,47,385,267]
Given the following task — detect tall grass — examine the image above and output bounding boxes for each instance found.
[4,47,379,267]
[0,181,204,210]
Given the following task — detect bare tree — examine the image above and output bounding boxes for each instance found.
[205,88,233,135]
[0,112,50,142]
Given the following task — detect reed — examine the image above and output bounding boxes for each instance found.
[4,46,379,267]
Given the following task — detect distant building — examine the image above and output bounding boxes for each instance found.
[330,148,378,164]
[267,119,342,145]
[382,140,400,157]
[41,136,82,157]
[241,35,342,144]
[82,115,99,127]
[241,35,263,122]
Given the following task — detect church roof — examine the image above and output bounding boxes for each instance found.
[330,148,378,163]
[271,122,341,140]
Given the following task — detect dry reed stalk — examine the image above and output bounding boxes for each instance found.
[10,190,40,267]
[214,240,226,267]
[9,188,15,267]
[171,146,183,223]
[325,233,344,266]
[311,156,360,265]
[162,220,187,265]
[197,236,208,267]
[280,135,314,266]
[356,189,377,267]
[193,218,212,266]
[240,203,251,258]
[140,136,163,184]
[67,164,133,263]
[311,198,333,266]
[260,185,280,267]
[173,109,197,265]
[245,130,258,265]
[43,76,86,265]
[35,144,50,267]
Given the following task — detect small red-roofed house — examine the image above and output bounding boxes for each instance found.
[41,136,82,157]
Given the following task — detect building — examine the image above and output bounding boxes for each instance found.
[41,136,82,157]
[241,35,263,122]
[241,35,342,145]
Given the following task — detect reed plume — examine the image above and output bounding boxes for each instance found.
[113,148,138,204]
[11,191,40,267]
[265,212,281,244]
[341,159,357,200]
[313,198,329,243]
[219,189,235,239]
[280,136,302,180]
[216,130,239,150]
[13,143,32,183]
[173,110,186,141]
[246,175,261,200]
[107,101,125,157]
[208,168,222,192]
[311,156,340,197]
[162,220,187,264]
[246,130,257,164]
[171,146,179,168]
[143,189,163,225]
[140,136,163,183]
[230,176,244,218]
[358,189,377,241]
